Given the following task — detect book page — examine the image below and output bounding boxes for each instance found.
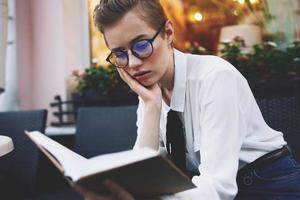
[26,131,88,179]
[70,148,159,181]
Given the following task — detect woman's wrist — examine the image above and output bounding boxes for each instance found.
[136,101,161,150]
[144,98,162,113]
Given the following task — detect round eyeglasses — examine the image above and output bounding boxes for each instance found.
[106,22,166,68]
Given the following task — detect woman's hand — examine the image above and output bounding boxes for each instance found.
[117,68,161,150]
[73,180,135,200]
[117,68,162,109]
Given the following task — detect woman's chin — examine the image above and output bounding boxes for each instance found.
[139,81,152,87]
[135,78,155,87]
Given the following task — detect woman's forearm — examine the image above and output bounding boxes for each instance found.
[135,103,161,150]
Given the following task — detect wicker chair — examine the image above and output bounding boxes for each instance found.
[254,78,300,163]
[74,105,138,158]
[0,110,47,199]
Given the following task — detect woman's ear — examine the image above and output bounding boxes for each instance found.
[164,20,174,46]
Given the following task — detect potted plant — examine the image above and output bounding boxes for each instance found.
[220,37,300,77]
[72,64,137,110]
[286,41,300,74]
[219,37,300,96]
[187,42,211,55]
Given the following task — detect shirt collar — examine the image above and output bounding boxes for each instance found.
[170,49,187,112]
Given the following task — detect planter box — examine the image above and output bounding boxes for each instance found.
[249,74,300,98]
[72,88,138,113]
[108,87,138,106]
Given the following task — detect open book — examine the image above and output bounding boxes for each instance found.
[26,131,195,198]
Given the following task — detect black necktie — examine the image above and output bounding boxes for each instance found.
[166,110,186,172]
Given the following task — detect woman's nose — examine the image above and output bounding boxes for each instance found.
[127,50,143,68]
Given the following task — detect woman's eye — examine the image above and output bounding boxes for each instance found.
[134,40,149,51]
[115,52,126,59]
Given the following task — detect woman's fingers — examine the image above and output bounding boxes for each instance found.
[72,183,112,200]
[72,183,85,194]
[116,68,137,89]
[104,180,135,200]
[116,68,162,106]
[116,68,147,96]
[72,183,94,199]
[72,181,135,200]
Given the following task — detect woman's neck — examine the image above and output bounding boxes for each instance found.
[160,49,175,106]
[161,86,172,106]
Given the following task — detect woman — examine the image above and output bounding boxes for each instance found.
[76,0,300,199]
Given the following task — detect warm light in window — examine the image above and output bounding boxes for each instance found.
[194,12,203,22]
[188,7,204,23]
[234,0,259,4]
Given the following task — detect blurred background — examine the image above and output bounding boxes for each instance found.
[0,0,299,125]
[0,1,300,199]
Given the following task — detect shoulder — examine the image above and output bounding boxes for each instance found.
[186,54,244,82]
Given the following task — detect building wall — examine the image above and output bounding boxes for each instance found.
[16,0,90,124]
[0,0,8,91]
[296,0,300,40]
[16,0,33,109]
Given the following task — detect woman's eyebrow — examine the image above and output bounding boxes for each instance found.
[130,34,148,43]
[111,47,126,52]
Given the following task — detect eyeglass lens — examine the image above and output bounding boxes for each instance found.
[132,40,153,58]
[111,51,128,67]
[109,40,153,68]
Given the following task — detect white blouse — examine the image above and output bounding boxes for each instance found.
[135,49,286,200]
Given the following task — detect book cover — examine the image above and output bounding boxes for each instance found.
[26,131,195,198]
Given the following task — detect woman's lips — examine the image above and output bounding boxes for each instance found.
[133,71,152,81]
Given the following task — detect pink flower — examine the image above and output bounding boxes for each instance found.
[265,41,277,47]
[80,73,86,78]
[237,55,249,61]
[198,46,207,52]
[72,69,81,77]
[192,41,200,47]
